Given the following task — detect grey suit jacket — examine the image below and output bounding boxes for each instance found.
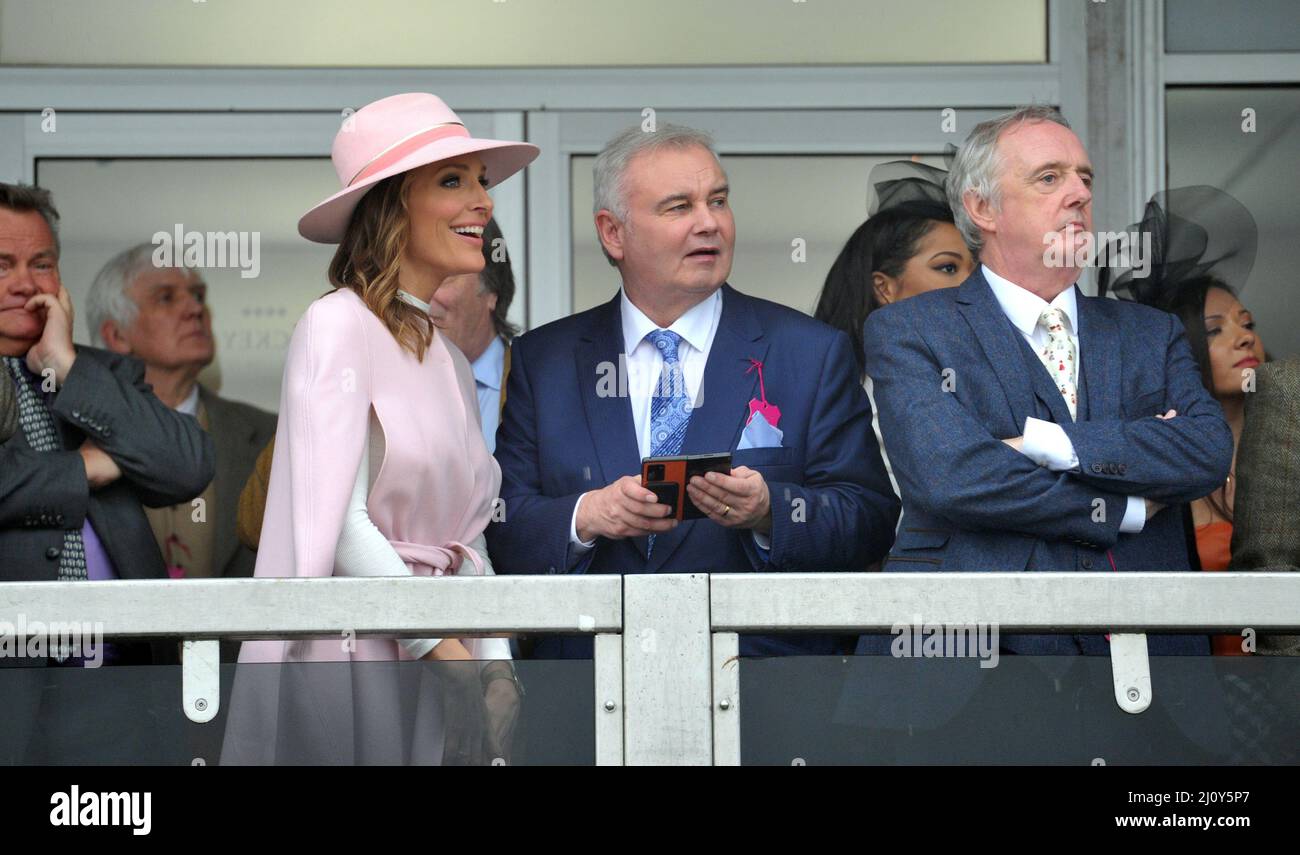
[198,385,276,579]
[0,346,215,584]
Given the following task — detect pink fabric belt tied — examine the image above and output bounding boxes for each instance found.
[389,539,485,577]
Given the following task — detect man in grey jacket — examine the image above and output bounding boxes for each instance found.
[0,182,214,761]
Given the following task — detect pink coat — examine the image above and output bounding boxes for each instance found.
[222,288,502,764]
[239,287,502,663]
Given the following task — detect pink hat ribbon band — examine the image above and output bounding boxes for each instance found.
[346,121,469,187]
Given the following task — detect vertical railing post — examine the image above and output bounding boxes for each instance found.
[711,631,741,766]
[622,574,713,765]
[593,632,624,764]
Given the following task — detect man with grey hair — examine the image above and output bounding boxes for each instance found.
[861,106,1232,656]
[86,243,274,585]
[489,123,899,660]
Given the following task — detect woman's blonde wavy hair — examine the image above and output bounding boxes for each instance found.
[327,172,435,361]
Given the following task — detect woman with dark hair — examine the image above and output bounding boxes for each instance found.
[815,161,973,500]
[1101,187,1265,656]
[1159,277,1264,533]
[815,161,974,379]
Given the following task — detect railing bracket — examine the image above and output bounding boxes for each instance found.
[182,639,220,724]
[1109,632,1151,714]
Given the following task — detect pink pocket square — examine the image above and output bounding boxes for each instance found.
[748,396,781,428]
[745,358,781,428]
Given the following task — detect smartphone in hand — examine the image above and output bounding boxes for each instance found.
[641,452,732,521]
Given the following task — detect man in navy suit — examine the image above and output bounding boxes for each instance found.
[862,106,1232,656]
[488,123,899,659]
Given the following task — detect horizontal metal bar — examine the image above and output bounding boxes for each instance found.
[0,575,621,639]
[4,573,1293,640]
[709,572,1300,633]
[1164,52,1300,85]
[0,65,1060,112]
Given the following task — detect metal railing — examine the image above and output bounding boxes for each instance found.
[1,572,1297,765]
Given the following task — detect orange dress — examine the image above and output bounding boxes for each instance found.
[1195,521,1247,656]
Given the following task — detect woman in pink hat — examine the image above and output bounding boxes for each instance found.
[222,93,538,765]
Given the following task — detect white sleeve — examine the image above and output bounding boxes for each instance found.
[1021,417,1080,471]
[1119,495,1147,534]
[334,418,442,658]
[569,493,598,551]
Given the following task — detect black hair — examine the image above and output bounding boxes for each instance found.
[814,199,955,376]
[1161,275,1252,523]
[479,218,520,341]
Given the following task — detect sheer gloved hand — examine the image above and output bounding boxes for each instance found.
[437,658,523,765]
[480,660,523,765]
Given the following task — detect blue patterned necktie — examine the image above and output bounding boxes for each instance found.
[645,329,691,556]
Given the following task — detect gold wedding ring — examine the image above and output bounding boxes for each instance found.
[721,504,731,517]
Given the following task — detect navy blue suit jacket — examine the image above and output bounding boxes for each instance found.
[860,269,1232,656]
[487,284,900,658]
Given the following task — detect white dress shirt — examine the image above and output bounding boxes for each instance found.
[568,288,773,554]
[983,265,1145,533]
[473,335,506,453]
[620,288,722,456]
[175,384,200,417]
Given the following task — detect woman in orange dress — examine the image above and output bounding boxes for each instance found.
[1102,187,1265,656]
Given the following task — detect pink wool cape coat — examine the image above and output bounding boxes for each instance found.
[221,288,503,764]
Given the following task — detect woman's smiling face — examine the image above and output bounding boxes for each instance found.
[402,153,494,284]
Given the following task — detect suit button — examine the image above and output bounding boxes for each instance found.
[1081,558,1094,569]
[1091,463,1103,474]
[1118,464,1127,475]
[71,410,81,419]
[55,514,64,524]
[45,546,61,560]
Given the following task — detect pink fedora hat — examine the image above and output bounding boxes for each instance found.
[298,93,539,243]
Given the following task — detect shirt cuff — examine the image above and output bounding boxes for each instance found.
[401,637,443,660]
[1119,495,1146,534]
[1021,417,1080,471]
[752,530,772,554]
[569,493,597,551]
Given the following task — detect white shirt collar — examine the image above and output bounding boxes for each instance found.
[473,335,506,391]
[620,288,721,355]
[982,264,1078,337]
[176,384,200,416]
[397,289,431,313]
